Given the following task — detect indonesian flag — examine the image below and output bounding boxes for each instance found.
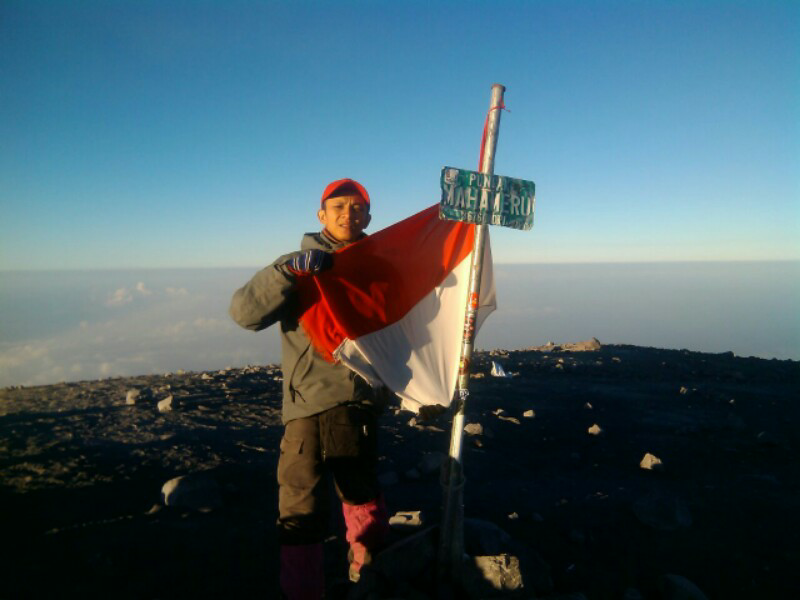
[296,205,496,413]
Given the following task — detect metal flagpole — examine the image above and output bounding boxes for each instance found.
[439,83,506,584]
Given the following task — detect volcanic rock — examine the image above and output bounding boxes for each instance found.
[389,510,424,528]
[640,452,663,470]
[464,422,483,436]
[462,554,524,598]
[157,395,174,412]
[161,473,222,511]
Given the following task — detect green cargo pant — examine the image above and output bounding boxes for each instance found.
[277,403,380,545]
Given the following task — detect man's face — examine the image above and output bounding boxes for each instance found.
[318,195,371,244]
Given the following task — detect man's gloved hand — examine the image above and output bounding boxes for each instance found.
[285,249,333,276]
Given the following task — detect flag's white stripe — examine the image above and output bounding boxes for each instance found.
[334,239,495,413]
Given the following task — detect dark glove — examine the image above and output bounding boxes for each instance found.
[285,249,333,276]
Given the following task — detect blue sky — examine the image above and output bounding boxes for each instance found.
[2,0,798,269]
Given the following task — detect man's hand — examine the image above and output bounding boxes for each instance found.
[285,250,333,276]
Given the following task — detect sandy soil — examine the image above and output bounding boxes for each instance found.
[2,343,799,599]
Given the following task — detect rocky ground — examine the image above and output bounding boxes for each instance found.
[2,341,799,599]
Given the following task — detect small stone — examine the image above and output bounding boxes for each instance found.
[612,356,622,363]
[490,361,509,377]
[200,373,213,380]
[176,369,185,375]
[679,386,691,395]
[157,395,174,412]
[464,422,484,436]
[523,409,535,418]
[507,512,519,520]
[389,510,424,527]
[497,415,521,424]
[470,372,486,379]
[492,408,505,416]
[378,471,399,486]
[584,402,593,409]
[640,452,663,470]
[125,389,140,405]
[161,474,222,510]
[587,424,603,436]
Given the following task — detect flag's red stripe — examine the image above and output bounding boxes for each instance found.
[296,205,474,361]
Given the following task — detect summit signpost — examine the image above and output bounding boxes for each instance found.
[440,167,535,231]
[437,84,536,587]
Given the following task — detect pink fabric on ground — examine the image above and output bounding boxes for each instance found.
[342,495,390,577]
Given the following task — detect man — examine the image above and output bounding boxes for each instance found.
[229,178,390,599]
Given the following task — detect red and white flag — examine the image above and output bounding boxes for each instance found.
[296,205,496,412]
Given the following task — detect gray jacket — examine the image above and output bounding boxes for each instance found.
[229,231,378,423]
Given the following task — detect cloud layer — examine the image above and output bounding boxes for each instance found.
[1,263,798,388]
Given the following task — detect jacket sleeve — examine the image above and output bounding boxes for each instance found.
[229,253,300,331]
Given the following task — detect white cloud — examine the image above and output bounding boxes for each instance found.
[107,287,133,306]
[135,282,153,296]
[0,270,283,387]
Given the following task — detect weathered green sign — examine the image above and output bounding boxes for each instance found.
[439,167,535,230]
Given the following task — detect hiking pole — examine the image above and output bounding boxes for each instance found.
[439,83,506,585]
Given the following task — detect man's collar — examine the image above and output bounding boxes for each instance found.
[320,229,367,247]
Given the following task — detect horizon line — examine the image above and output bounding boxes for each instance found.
[2,258,800,274]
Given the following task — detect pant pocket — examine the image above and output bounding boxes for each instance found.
[321,406,374,459]
[278,436,317,489]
